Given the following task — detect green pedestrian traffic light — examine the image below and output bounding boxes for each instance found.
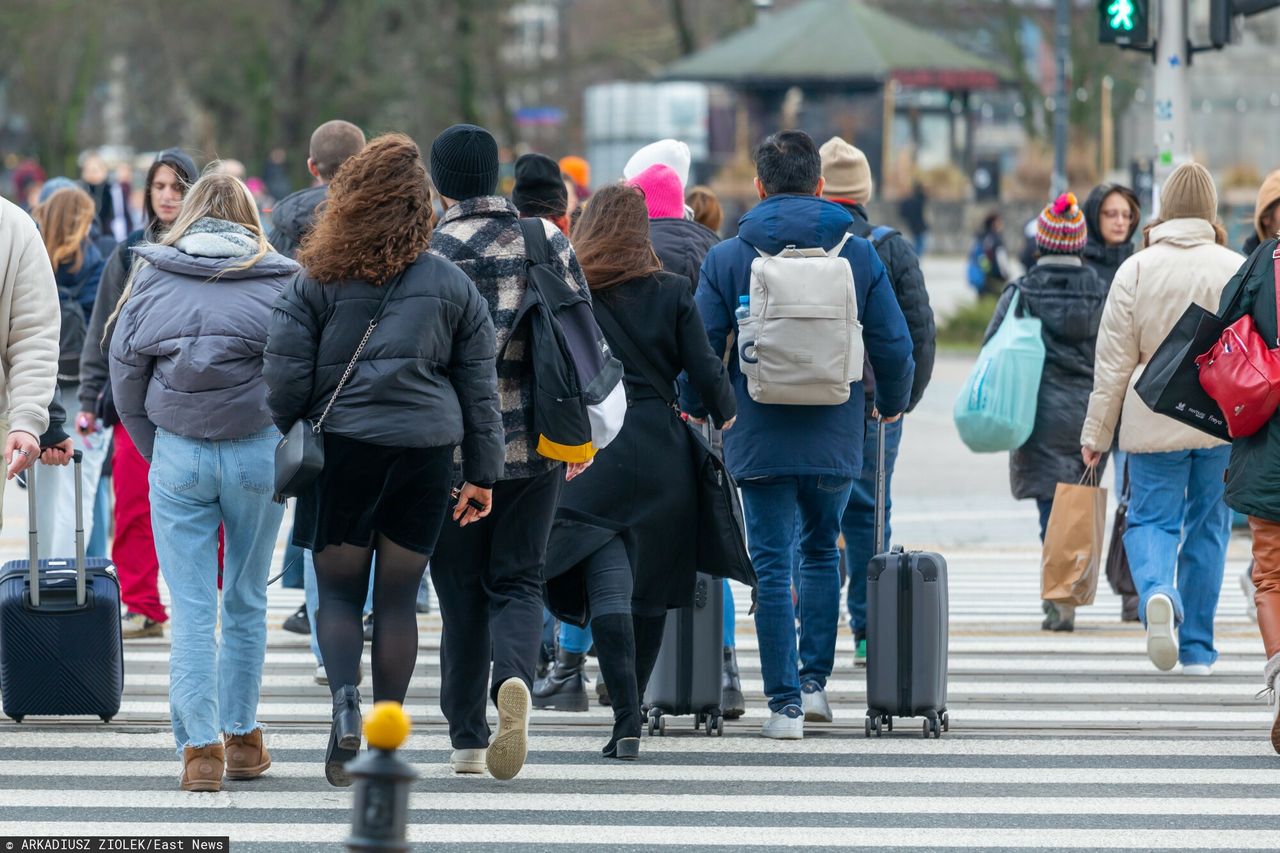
[1099,0,1148,44]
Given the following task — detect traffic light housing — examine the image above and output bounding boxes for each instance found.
[1098,0,1149,44]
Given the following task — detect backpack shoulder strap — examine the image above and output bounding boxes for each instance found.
[594,299,677,408]
[825,232,855,258]
[870,225,899,247]
[518,217,552,266]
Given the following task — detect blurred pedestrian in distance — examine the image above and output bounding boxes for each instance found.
[269,119,367,259]
[30,185,109,559]
[512,153,570,236]
[79,151,135,244]
[970,212,1011,297]
[431,123,591,781]
[79,147,197,641]
[559,155,591,200]
[686,185,723,234]
[0,195,64,493]
[11,159,45,211]
[265,133,502,786]
[1081,163,1242,674]
[245,176,271,216]
[899,180,929,257]
[212,159,246,180]
[540,183,736,760]
[1212,204,1280,749]
[1244,168,1280,255]
[109,171,298,793]
[682,130,914,740]
[42,176,115,260]
[819,136,935,663]
[1083,184,1141,286]
[984,192,1108,632]
[629,163,718,292]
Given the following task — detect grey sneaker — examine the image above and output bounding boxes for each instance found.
[762,704,804,740]
[450,748,486,774]
[121,612,164,639]
[800,681,832,723]
[486,678,531,780]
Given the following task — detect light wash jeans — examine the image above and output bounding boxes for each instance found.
[1125,447,1231,667]
[150,427,285,753]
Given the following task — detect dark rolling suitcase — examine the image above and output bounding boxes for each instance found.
[0,451,124,722]
[644,572,725,737]
[864,420,949,739]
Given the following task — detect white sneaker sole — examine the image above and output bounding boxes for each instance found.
[802,700,833,723]
[761,719,804,740]
[450,751,486,775]
[1145,595,1179,671]
[487,679,531,780]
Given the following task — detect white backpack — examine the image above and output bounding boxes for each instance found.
[737,234,864,405]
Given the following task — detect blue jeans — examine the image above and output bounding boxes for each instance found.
[1036,498,1054,543]
[149,428,285,753]
[559,622,593,655]
[741,474,853,712]
[280,536,305,589]
[304,549,373,666]
[840,418,902,638]
[1124,448,1231,667]
[723,580,735,648]
[88,473,111,558]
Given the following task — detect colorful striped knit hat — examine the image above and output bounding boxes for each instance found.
[1036,192,1088,255]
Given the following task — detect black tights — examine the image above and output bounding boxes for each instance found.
[314,535,430,703]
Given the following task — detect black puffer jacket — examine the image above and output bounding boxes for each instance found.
[984,258,1109,501]
[842,202,936,411]
[263,251,505,485]
[1082,183,1139,286]
[268,185,327,260]
[650,217,719,292]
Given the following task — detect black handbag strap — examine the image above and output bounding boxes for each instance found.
[594,299,677,409]
[314,269,404,431]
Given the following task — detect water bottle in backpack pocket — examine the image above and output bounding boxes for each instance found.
[738,234,863,406]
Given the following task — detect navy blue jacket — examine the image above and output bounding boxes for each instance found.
[679,194,914,480]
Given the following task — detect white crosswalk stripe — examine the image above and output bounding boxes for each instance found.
[2,550,1277,852]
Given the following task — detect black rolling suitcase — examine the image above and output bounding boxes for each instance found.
[0,451,124,722]
[644,572,725,737]
[864,420,949,738]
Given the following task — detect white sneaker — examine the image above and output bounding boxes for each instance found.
[1181,663,1213,676]
[761,705,804,740]
[1242,563,1258,623]
[487,678,531,780]
[450,748,486,774]
[801,681,833,723]
[313,664,363,686]
[1145,593,1179,671]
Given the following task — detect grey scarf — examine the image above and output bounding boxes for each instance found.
[174,217,259,258]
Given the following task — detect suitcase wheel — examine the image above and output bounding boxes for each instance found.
[883,715,893,732]
[705,714,724,737]
[100,715,112,724]
[941,712,950,733]
[694,713,704,731]
[864,716,872,738]
[10,716,22,724]
[657,715,667,736]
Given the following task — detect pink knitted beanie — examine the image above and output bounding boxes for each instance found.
[628,164,686,220]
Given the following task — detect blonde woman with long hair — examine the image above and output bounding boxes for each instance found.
[29,185,108,558]
[109,170,299,793]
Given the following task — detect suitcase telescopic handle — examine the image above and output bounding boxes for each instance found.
[25,450,86,608]
[873,418,887,555]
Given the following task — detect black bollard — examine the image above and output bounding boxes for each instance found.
[346,702,417,852]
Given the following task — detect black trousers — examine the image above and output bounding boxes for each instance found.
[431,466,564,749]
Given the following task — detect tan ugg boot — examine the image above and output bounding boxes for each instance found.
[180,743,225,792]
[224,728,271,780]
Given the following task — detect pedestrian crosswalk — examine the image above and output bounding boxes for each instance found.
[2,550,1277,850]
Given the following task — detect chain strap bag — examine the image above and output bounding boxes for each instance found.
[273,272,404,502]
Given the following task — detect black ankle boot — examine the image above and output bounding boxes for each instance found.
[592,614,640,759]
[721,646,745,719]
[325,685,361,787]
[631,613,668,701]
[532,649,589,711]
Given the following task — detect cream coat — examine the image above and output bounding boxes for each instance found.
[0,197,60,440]
[1081,218,1243,453]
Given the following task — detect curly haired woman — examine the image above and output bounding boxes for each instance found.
[263,133,504,786]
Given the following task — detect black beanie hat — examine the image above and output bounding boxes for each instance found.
[430,124,499,202]
[512,153,568,219]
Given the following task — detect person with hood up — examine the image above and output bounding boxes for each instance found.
[983,193,1109,632]
[818,136,936,665]
[1082,183,1141,286]
[681,130,914,740]
[1081,163,1242,675]
[1244,169,1280,256]
[268,120,367,259]
[78,146,197,640]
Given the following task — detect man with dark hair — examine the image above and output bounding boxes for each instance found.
[680,129,914,740]
[268,120,367,259]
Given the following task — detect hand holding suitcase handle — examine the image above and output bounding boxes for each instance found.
[25,450,87,608]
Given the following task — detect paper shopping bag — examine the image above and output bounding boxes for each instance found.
[1040,473,1107,607]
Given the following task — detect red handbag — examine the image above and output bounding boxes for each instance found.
[1196,248,1280,438]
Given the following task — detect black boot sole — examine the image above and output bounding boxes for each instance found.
[610,737,640,760]
[324,726,360,787]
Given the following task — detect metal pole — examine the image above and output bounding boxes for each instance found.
[1051,0,1071,197]
[1152,0,1191,214]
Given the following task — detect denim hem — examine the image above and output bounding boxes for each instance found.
[223,723,263,737]
[180,738,222,751]
[768,696,801,713]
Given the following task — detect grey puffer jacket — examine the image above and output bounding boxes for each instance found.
[267,185,327,260]
[109,241,299,460]
[263,251,505,486]
[983,257,1109,501]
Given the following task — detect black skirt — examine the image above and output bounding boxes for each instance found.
[292,432,455,556]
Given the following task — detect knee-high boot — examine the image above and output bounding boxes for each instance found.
[632,612,667,701]
[591,613,640,759]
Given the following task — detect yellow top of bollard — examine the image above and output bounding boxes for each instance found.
[364,701,412,750]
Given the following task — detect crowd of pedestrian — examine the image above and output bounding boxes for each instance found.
[2,115,1279,793]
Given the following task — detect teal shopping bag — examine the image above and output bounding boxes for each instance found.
[954,289,1046,452]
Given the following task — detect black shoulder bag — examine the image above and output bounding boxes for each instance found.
[273,272,404,503]
[593,300,756,592]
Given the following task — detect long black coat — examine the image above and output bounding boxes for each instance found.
[650,217,719,292]
[543,271,736,621]
[984,259,1108,501]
